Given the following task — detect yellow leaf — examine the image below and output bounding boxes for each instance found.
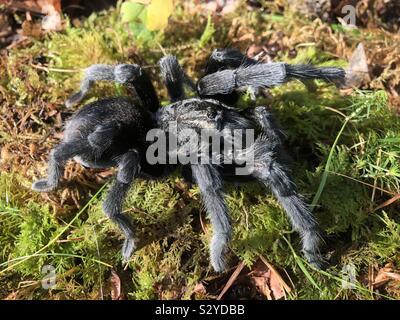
[130,0,151,4]
[145,0,174,31]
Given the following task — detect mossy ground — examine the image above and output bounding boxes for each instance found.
[0,1,399,300]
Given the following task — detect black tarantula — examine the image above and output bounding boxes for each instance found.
[31,49,345,272]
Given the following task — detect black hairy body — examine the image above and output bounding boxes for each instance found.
[32,49,346,272]
[68,98,154,165]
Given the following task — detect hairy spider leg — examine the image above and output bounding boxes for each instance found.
[200,48,263,104]
[248,114,323,269]
[191,164,231,272]
[159,55,196,102]
[65,65,115,108]
[245,106,286,146]
[198,48,345,101]
[33,95,154,261]
[159,55,186,102]
[102,149,141,260]
[205,48,258,75]
[31,141,91,192]
[65,64,159,112]
[87,122,120,159]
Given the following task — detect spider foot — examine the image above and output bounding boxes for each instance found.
[65,91,84,108]
[31,179,57,192]
[210,233,229,273]
[121,237,137,261]
[303,250,326,270]
[211,256,227,273]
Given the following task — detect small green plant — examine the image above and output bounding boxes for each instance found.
[120,0,174,45]
[198,15,215,48]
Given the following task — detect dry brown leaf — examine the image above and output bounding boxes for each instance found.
[192,282,207,296]
[373,264,400,288]
[7,0,62,31]
[249,261,282,300]
[269,269,286,299]
[249,261,272,298]
[217,261,245,300]
[29,143,37,157]
[248,257,290,300]
[41,3,62,31]
[97,169,115,179]
[251,273,273,300]
[385,272,400,282]
[109,270,122,300]
[21,19,42,37]
[4,291,18,300]
[6,0,61,13]
[260,256,291,294]
[373,194,400,212]
[1,144,12,162]
[345,43,371,88]
[373,272,390,287]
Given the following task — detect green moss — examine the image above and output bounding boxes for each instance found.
[0,2,399,300]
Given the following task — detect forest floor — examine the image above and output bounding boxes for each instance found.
[0,0,399,300]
